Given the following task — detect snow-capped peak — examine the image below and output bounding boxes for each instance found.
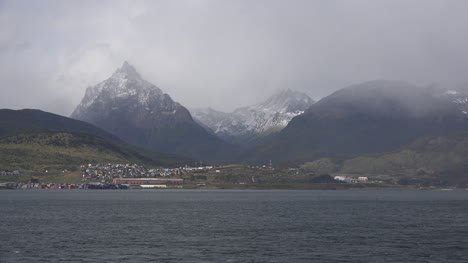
[71,61,173,118]
[192,89,314,145]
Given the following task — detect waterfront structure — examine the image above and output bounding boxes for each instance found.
[112,178,183,184]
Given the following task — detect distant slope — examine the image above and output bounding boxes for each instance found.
[71,62,234,162]
[303,129,468,187]
[245,80,468,163]
[0,132,191,171]
[0,109,121,142]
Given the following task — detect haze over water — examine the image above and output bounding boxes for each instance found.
[1,190,467,262]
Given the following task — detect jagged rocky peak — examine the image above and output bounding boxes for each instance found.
[70,61,230,161]
[105,61,162,94]
[117,61,140,78]
[71,61,171,119]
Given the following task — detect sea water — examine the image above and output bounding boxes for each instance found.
[0,190,467,262]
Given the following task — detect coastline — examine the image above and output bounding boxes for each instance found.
[1,183,464,191]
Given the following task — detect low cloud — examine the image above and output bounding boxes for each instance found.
[1,0,468,115]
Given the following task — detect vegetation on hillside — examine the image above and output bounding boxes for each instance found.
[301,129,468,187]
[179,165,380,190]
[0,132,191,171]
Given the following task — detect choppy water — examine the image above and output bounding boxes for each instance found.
[0,190,467,262]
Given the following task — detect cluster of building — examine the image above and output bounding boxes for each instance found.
[81,163,215,182]
[82,163,180,181]
[334,175,369,183]
[78,163,220,188]
[82,163,148,181]
[0,170,25,176]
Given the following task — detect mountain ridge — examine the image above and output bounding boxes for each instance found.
[0,108,121,142]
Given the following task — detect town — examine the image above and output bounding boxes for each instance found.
[0,162,384,190]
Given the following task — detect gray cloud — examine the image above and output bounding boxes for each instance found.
[1,0,468,116]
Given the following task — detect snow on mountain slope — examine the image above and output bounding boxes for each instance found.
[71,61,179,119]
[192,89,314,144]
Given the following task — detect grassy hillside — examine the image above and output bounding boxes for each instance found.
[179,165,381,190]
[0,132,191,171]
[301,129,468,187]
[0,109,192,171]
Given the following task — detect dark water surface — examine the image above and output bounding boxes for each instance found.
[0,190,467,262]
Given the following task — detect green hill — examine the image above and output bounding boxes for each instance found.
[301,129,468,187]
[0,132,190,171]
[0,109,192,171]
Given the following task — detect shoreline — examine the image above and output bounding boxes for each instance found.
[1,184,465,191]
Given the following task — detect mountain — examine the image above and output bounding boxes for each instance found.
[302,129,468,187]
[0,109,120,142]
[245,80,468,163]
[71,61,233,161]
[192,89,314,146]
[0,132,189,171]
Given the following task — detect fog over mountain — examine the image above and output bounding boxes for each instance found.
[2,0,468,116]
[244,80,468,163]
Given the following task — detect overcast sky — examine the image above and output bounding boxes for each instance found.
[1,0,468,116]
